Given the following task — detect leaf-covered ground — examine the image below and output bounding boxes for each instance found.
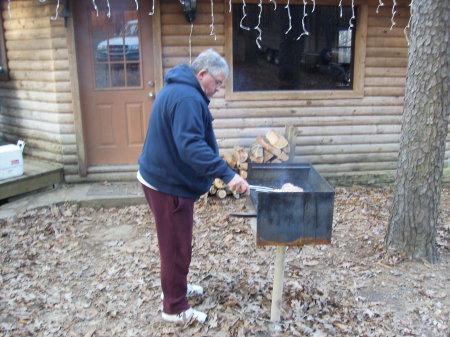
[0,187,449,337]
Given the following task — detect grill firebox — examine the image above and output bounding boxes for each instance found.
[248,163,335,246]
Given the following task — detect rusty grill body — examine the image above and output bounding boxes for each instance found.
[248,163,335,246]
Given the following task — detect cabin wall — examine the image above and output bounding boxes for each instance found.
[0,0,447,184]
[160,0,449,182]
[0,0,77,176]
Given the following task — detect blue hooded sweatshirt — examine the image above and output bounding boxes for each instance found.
[138,63,236,200]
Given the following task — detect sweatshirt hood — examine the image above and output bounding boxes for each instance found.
[164,62,210,104]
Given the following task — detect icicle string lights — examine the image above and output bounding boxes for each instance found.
[285,0,292,34]
[189,22,194,64]
[311,0,316,13]
[229,0,232,13]
[376,1,384,14]
[149,0,155,15]
[404,0,413,45]
[134,0,138,10]
[390,0,397,30]
[210,0,217,40]
[51,0,60,20]
[240,0,251,31]
[8,0,11,19]
[254,0,263,49]
[270,0,277,10]
[92,0,99,16]
[339,0,343,18]
[348,0,355,31]
[106,0,111,18]
[297,0,309,40]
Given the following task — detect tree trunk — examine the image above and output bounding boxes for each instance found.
[385,1,449,263]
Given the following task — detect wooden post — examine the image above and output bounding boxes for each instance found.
[270,126,298,323]
[270,245,286,322]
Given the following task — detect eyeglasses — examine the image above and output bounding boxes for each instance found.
[207,71,223,88]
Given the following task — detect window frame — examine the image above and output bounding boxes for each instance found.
[0,12,9,81]
[225,1,368,101]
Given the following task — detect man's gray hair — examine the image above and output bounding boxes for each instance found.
[191,49,229,78]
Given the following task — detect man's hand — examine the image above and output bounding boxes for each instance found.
[227,173,250,195]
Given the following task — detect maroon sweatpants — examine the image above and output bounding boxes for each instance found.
[141,184,195,315]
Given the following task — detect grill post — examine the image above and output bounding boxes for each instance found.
[270,245,286,322]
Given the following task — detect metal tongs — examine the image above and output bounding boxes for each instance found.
[249,184,275,192]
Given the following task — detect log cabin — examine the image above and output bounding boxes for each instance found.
[0,0,448,187]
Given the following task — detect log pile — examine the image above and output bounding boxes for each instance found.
[210,129,291,199]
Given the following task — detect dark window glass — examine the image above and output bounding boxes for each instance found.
[232,4,356,92]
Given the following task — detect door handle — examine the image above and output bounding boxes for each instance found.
[148,80,155,87]
[149,92,155,99]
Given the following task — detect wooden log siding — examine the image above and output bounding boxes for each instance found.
[160,0,427,177]
[0,0,76,174]
[0,0,446,182]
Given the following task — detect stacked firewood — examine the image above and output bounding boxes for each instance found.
[249,129,290,164]
[210,146,249,199]
[210,130,290,199]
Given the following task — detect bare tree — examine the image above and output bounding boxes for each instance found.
[385,1,449,263]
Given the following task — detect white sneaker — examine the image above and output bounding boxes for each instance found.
[162,307,207,324]
[161,284,204,300]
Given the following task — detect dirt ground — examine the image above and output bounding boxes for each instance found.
[0,187,449,337]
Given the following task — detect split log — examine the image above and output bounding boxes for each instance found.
[249,142,264,163]
[238,162,248,170]
[209,185,217,195]
[266,130,289,149]
[216,188,228,199]
[223,152,237,169]
[213,178,226,189]
[233,145,249,164]
[256,136,289,162]
[264,149,275,162]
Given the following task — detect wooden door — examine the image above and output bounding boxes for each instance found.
[73,0,156,165]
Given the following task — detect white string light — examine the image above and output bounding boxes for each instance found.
[106,0,111,18]
[376,1,384,14]
[390,0,397,30]
[7,0,11,19]
[240,0,251,31]
[134,0,138,10]
[297,0,309,40]
[254,0,263,49]
[311,0,316,13]
[285,0,292,34]
[189,22,194,64]
[149,0,155,15]
[92,0,99,16]
[51,0,60,20]
[404,0,413,45]
[270,0,277,10]
[339,0,343,18]
[210,0,217,40]
[348,0,355,31]
[229,0,232,13]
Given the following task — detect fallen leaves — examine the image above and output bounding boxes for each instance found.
[0,188,448,336]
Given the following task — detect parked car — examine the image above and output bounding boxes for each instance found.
[96,19,139,62]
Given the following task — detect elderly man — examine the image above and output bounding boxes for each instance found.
[138,49,249,323]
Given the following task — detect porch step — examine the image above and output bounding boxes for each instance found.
[0,158,64,200]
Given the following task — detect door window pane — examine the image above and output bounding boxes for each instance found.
[91,9,141,89]
[126,63,141,86]
[111,63,125,87]
[232,4,356,92]
[95,63,110,88]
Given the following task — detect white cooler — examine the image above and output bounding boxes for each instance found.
[0,140,25,180]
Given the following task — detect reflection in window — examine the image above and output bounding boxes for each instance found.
[232,4,356,92]
[91,10,141,88]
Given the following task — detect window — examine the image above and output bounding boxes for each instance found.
[91,10,141,89]
[0,14,9,81]
[228,2,367,99]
